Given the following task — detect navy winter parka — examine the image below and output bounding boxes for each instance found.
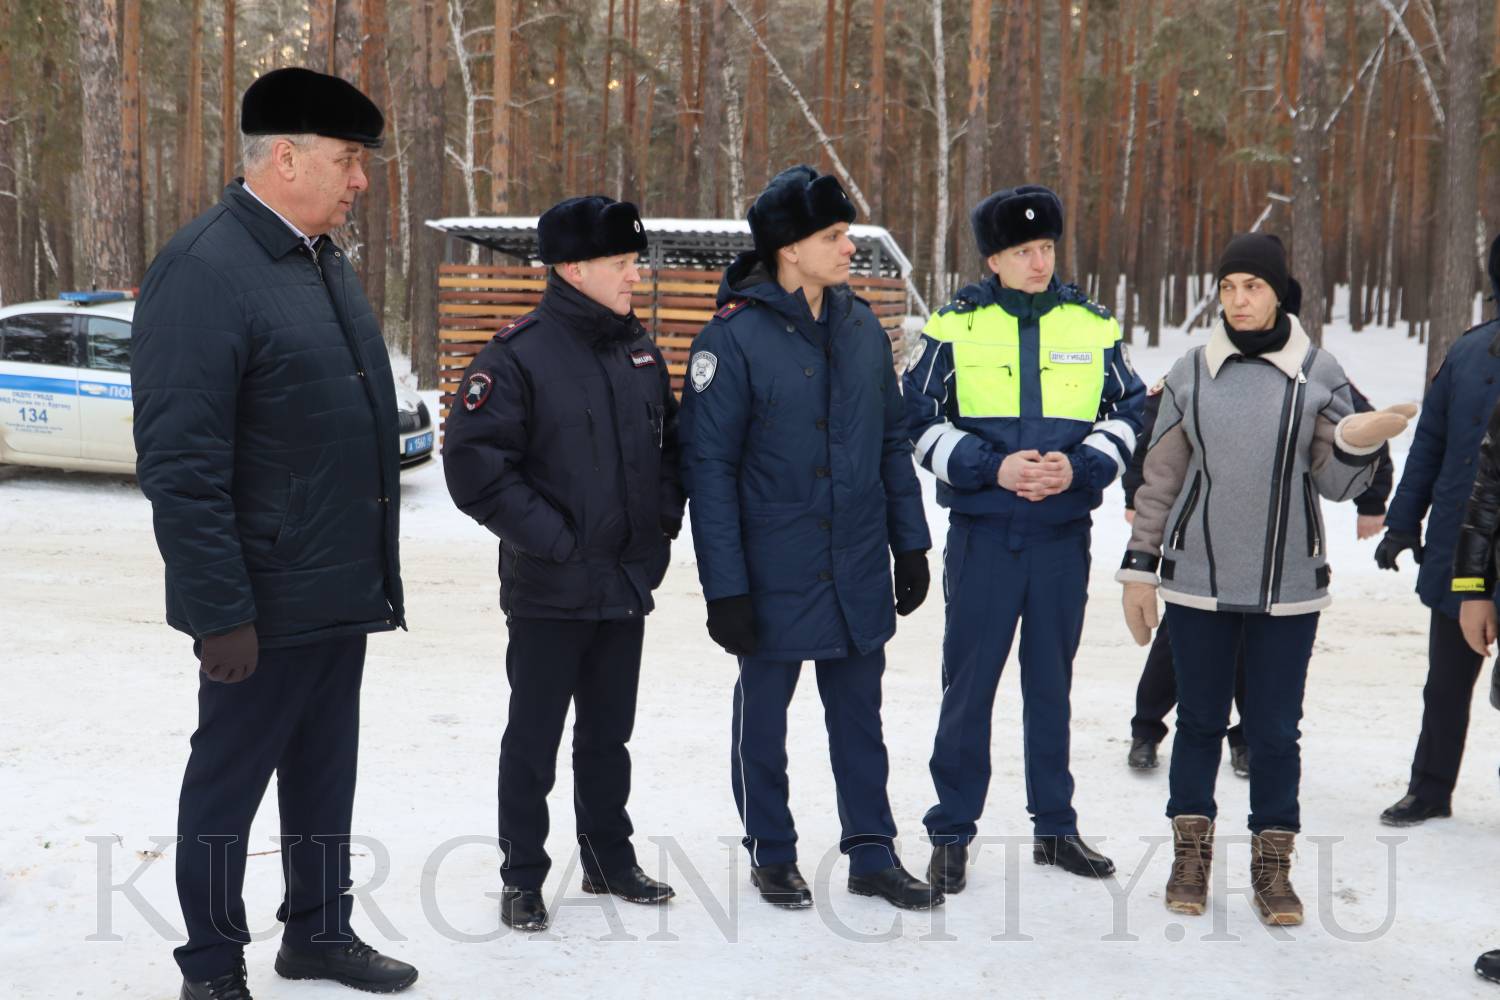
[1385,242,1500,619]
[678,252,931,661]
[443,272,684,620]
[132,181,405,647]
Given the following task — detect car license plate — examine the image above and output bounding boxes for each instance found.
[404,432,433,456]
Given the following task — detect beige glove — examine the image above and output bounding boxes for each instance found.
[1340,403,1418,449]
[1123,582,1160,647]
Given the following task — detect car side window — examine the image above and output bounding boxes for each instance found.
[0,313,77,367]
[85,317,131,372]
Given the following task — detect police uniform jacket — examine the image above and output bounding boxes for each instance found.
[444,271,684,621]
[679,253,930,661]
[904,275,1145,546]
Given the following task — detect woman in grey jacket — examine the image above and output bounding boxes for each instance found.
[1115,233,1414,926]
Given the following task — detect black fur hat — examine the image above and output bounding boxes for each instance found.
[747,165,858,265]
[241,67,384,148]
[971,185,1064,257]
[536,196,648,264]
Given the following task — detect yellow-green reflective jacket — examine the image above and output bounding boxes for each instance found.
[902,277,1145,532]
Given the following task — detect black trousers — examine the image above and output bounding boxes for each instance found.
[1132,618,1247,749]
[499,617,643,890]
[1405,609,1486,804]
[174,635,365,981]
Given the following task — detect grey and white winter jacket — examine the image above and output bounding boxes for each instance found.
[1117,316,1379,615]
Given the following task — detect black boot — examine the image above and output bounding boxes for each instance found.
[1034,835,1116,878]
[499,887,549,932]
[1127,737,1159,770]
[927,842,968,893]
[749,862,813,908]
[847,865,944,910]
[581,864,675,904]
[1230,744,1251,779]
[1477,950,1500,984]
[180,961,252,1000]
[274,938,417,994]
[1379,794,1452,827]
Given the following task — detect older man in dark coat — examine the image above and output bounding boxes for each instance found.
[133,68,416,999]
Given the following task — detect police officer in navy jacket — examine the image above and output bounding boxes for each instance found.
[444,196,684,932]
[679,165,939,911]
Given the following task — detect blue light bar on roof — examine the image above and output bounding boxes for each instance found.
[60,290,130,305]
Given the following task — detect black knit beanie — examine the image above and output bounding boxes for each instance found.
[1214,233,1290,303]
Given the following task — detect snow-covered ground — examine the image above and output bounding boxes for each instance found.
[4,309,1499,999]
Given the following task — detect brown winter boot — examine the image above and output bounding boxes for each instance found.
[1251,829,1303,926]
[1165,815,1213,916]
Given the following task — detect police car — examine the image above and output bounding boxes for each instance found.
[0,291,435,475]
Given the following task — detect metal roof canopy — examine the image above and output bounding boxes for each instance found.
[426,216,913,280]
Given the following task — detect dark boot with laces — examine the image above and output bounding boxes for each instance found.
[180,960,252,1000]
[274,936,418,994]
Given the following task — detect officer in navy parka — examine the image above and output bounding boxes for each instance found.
[679,166,938,911]
[444,196,683,933]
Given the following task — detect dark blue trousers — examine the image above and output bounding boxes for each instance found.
[730,646,899,876]
[1164,604,1319,833]
[926,520,1089,841]
[499,617,643,890]
[174,635,365,981]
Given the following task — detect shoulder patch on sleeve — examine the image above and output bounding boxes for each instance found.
[461,371,495,411]
[715,299,751,320]
[494,314,538,341]
[689,351,719,392]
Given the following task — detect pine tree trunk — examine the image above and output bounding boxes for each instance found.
[219,0,236,188]
[961,0,991,279]
[1428,0,1481,374]
[748,0,769,193]
[492,0,513,212]
[409,0,447,389]
[360,0,391,325]
[1291,0,1327,342]
[180,0,205,222]
[309,0,334,70]
[120,0,146,278]
[75,0,131,289]
[931,0,952,300]
[0,0,23,303]
[698,0,728,217]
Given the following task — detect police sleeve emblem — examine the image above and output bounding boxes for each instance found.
[689,351,718,393]
[462,371,494,411]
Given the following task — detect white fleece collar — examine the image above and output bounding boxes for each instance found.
[1205,314,1311,380]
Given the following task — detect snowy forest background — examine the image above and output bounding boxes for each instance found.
[1,0,1497,386]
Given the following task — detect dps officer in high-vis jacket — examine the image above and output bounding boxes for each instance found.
[904,185,1145,893]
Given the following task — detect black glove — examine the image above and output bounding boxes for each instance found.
[706,595,758,656]
[661,515,682,541]
[1374,531,1422,571]
[893,550,930,616]
[1490,662,1500,712]
[199,622,259,684]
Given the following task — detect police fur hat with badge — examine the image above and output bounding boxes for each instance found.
[241,66,385,147]
[971,184,1064,257]
[537,196,648,265]
[747,165,857,265]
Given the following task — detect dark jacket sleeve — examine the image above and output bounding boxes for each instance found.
[658,354,685,522]
[679,323,753,600]
[1122,390,1162,510]
[880,334,931,555]
[442,347,577,561]
[1385,358,1454,534]
[1452,400,1500,596]
[1348,383,1394,516]
[131,253,256,637]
